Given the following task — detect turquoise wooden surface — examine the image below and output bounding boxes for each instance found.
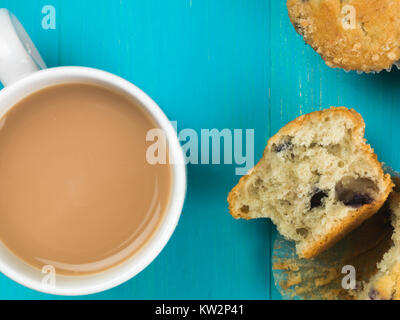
[0,0,397,300]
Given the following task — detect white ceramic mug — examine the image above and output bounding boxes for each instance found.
[0,8,186,296]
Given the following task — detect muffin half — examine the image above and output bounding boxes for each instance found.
[357,188,400,300]
[287,0,400,72]
[228,107,393,259]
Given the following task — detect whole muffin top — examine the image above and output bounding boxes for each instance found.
[287,0,400,72]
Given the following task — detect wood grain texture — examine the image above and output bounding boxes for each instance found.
[0,0,270,299]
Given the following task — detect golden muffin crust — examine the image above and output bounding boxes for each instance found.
[228,107,393,259]
[287,0,400,72]
[358,192,400,300]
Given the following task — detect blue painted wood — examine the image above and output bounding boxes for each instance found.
[2,0,396,300]
[0,0,270,299]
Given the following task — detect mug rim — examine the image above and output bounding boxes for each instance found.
[0,66,187,295]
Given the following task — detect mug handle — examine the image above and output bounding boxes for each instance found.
[0,9,46,87]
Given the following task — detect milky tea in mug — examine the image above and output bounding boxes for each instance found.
[0,82,172,275]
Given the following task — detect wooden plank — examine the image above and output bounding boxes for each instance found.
[0,0,60,88]
[270,0,400,299]
[0,0,61,299]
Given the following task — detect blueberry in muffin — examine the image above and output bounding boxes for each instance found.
[287,0,400,72]
[228,107,393,259]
